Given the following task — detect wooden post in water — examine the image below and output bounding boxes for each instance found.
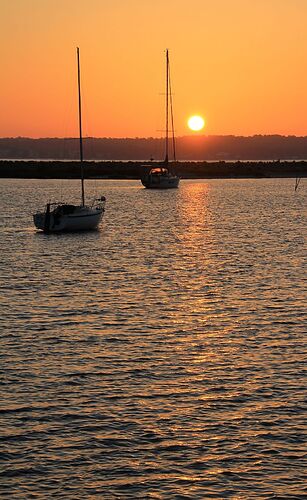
[294,177,301,192]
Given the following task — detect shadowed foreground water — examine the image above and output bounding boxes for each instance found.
[0,178,306,499]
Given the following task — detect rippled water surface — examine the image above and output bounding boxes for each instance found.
[0,178,306,499]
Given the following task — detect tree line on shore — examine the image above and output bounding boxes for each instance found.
[0,135,306,161]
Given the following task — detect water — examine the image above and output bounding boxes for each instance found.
[0,178,306,499]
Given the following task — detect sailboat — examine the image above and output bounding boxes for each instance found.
[33,48,106,232]
[141,50,180,189]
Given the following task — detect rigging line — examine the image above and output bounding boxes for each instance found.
[168,55,176,162]
[77,47,85,206]
[165,49,169,164]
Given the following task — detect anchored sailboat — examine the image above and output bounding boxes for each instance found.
[33,48,106,232]
[141,50,180,189]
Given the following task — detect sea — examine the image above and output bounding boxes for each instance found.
[0,178,306,499]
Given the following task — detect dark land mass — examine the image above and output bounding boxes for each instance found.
[0,159,306,179]
[1,135,307,161]
[1,135,306,179]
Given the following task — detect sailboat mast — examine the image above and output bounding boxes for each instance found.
[165,49,169,165]
[77,47,85,206]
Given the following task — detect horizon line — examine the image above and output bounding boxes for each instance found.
[1,134,307,140]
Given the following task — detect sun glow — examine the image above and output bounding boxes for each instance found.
[188,115,205,131]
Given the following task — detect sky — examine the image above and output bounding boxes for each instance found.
[0,0,306,138]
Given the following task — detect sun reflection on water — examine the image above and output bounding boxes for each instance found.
[0,178,306,498]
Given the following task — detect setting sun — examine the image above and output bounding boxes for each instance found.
[188,115,205,131]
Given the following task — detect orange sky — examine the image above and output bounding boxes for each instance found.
[0,0,306,138]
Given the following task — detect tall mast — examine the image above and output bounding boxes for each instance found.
[77,47,85,206]
[164,49,169,165]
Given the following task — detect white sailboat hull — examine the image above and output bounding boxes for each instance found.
[33,205,104,232]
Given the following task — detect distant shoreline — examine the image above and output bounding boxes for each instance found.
[0,160,306,179]
[1,136,307,164]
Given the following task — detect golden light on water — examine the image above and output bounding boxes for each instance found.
[188,116,205,131]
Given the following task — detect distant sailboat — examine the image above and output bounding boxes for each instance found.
[141,50,180,189]
[33,48,106,232]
